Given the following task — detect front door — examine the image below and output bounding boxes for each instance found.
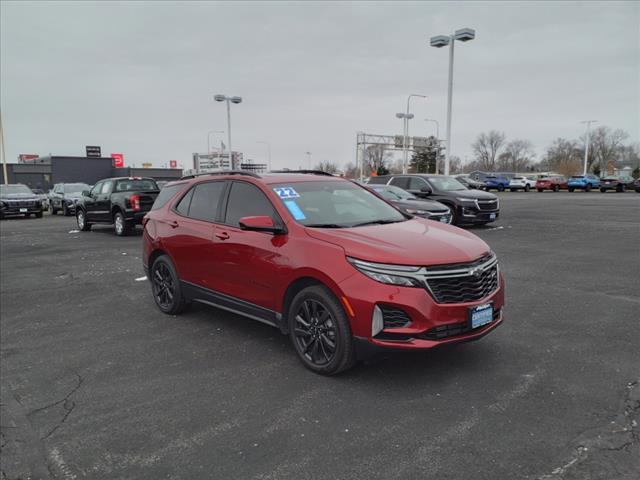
[84,181,103,222]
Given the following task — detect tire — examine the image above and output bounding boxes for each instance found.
[288,285,355,375]
[524,185,530,192]
[35,211,43,218]
[617,185,625,193]
[498,184,505,192]
[537,188,544,193]
[553,185,560,192]
[509,188,516,192]
[77,209,92,231]
[51,206,57,215]
[150,254,187,315]
[568,187,574,192]
[63,202,71,216]
[585,184,591,192]
[600,188,606,193]
[113,211,132,236]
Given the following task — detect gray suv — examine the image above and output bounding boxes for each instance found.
[50,183,90,216]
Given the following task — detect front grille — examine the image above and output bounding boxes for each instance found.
[424,254,499,304]
[379,305,411,328]
[419,308,501,340]
[7,200,35,207]
[477,200,498,211]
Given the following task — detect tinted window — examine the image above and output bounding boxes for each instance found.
[408,177,427,190]
[225,182,277,227]
[91,182,104,195]
[64,183,89,193]
[175,188,194,216]
[389,177,409,189]
[188,181,225,222]
[425,176,467,191]
[115,179,158,192]
[151,184,184,210]
[101,181,113,194]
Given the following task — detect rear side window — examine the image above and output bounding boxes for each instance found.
[186,181,225,222]
[224,182,276,227]
[408,177,427,190]
[389,177,409,189]
[175,188,194,216]
[151,184,184,210]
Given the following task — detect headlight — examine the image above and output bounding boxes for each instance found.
[406,208,428,215]
[347,257,421,287]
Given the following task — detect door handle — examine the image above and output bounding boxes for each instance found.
[169,220,179,228]
[215,231,230,240]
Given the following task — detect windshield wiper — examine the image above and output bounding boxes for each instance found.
[305,223,346,228]
[350,219,405,227]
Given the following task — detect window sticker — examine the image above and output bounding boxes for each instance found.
[273,187,300,199]
[284,200,306,220]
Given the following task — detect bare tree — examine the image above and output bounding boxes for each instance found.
[313,161,339,174]
[342,161,359,179]
[437,155,462,174]
[543,138,582,177]
[587,127,629,175]
[471,131,506,171]
[364,144,392,175]
[498,139,535,172]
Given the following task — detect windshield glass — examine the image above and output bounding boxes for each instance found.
[64,183,90,193]
[0,185,33,196]
[271,181,406,228]
[570,176,584,179]
[371,185,414,201]
[115,179,158,192]
[427,176,467,192]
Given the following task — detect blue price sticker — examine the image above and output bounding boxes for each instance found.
[273,187,300,199]
[284,200,306,220]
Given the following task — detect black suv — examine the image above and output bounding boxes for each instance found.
[368,174,499,225]
[0,184,44,219]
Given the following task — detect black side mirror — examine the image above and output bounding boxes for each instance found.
[82,190,90,197]
[420,186,432,195]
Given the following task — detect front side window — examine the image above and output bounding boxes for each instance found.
[425,176,467,192]
[408,177,427,190]
[271,180,406,228]
[91,182,104,195]
[187,181,225,222]
[225,182,277,227]
[101,181,113,194]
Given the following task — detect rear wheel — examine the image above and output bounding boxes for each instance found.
[289,285,355,375]
[114,212,132,236]
[509,188,516,192]
[35,211,43,218]
[77,209,92,231]
[51,206,57,215]
[524,185,530,192]
[585,184,591,192]
[568,187,574,192]
[150,255,187,314]
[537,188,544,193]
[553,185,560,192]
[600,187,606,193]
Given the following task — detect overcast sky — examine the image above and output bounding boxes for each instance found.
[1,1,638,170]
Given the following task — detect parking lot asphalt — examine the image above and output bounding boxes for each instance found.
[1,192,639,480]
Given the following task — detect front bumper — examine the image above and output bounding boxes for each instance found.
[125,210,151,224]
[458,206,499,224]
[1,203,43,216]
[338,270,505,353]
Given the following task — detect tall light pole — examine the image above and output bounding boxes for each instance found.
[214,94,242,169]
[430,27,476,176]
[257,141,272,170]
[580,120,597,175]
[397,94,427,174]
[305,151,312,169]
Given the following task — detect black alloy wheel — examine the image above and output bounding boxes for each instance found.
[150,255,186,314]
[289,285,355,375]
[498,184,505,192]
[524,185,530,192]
[585,184,592,192]
[553,185,560,192]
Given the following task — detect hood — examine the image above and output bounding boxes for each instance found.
[447,189,497,200]
[64,192,84,199]
[305,218,490,266]
[1,193,38,200]
[394,198,449,213]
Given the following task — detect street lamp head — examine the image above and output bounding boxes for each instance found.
[430,35,450,48]
[454,28,475,42]
[214,94,226,102]
[406,113,415,120]
[396,112,405,119]
[230,96,242,104]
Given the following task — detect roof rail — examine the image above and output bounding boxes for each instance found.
[180,170,261,180]
[269,169,335,176]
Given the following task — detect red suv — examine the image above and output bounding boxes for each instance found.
[142,171,505,374]
[535,175,567,192]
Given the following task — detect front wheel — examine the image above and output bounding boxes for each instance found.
[114,212,133,236]
[498,184,505,192]
[35,211,43,218]
[537,188,544,193]
[524,185,530,192]
[553,185,560,192]
[600,188,606,193]
[585,184,591,192]
[289,285,355,375]
[77,210,92,231]
[150,255,187,314]
[568,187,574,192]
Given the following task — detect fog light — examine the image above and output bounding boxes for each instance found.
[372,305,384,337]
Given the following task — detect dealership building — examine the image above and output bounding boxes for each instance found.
[0,155,183,190]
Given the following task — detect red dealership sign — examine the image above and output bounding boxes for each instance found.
[169,160,177,169]
[111,153,124,168]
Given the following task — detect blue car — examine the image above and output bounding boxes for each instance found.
[567,174,600,192]
[484,175,511,192]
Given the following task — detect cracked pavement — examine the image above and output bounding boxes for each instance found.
[1,192,639,479]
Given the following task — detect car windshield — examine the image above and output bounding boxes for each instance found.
[64,183,90,193]
[372,185,415,201]
[271,180,406,228]
[0,185,33,196]
[426,176,467,191]
[115,179,158,192]
[570,176,585,179]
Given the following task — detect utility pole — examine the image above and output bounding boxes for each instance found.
[580,120,597,175]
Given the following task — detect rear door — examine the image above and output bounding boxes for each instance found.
[214,181,284,311]
[160,181,227,290]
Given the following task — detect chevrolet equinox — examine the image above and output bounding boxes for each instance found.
[142,171,505,375]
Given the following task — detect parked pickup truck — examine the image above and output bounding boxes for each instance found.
[76,177,159,236]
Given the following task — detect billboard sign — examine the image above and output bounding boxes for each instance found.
[18,154,39,163]
[169,160,177,169]
[142,162,152,168]
[111,153,124,168]
[86,145,101,158]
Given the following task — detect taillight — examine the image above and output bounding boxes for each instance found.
[129,194,141,212]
